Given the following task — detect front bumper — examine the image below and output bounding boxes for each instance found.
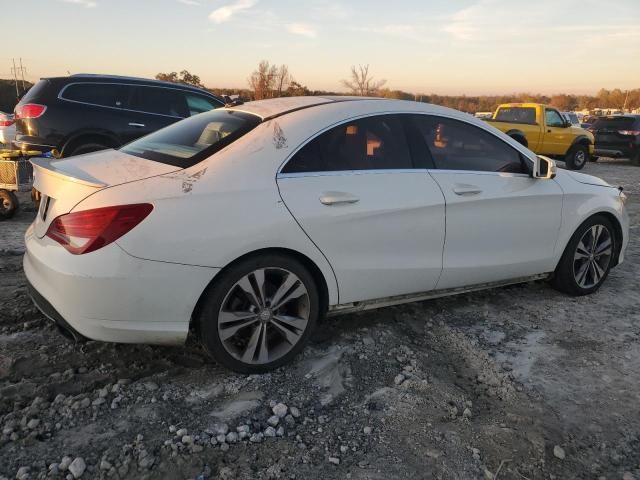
[24,225,219,346]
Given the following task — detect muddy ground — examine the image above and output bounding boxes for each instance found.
[1,159,639,480]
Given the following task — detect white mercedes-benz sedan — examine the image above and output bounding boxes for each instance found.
[24,97,629,373]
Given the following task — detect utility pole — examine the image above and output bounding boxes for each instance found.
[19,58,26,91]
[11,58,19,99]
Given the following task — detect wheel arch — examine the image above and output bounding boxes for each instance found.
[189,247,331,335]
[61,130,120,157]
[506,130,528,147]
[567,135,592,153]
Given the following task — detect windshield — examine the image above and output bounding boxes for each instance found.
[121,110,261,167]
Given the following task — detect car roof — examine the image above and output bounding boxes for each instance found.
[42,74,216,95]
[228,96,478,121]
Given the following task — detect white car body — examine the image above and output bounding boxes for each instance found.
[0,112,16,145]
[24,97,629,348]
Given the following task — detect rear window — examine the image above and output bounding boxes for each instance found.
[592,116,638,130]
[120,110,261,167]
[494,107,537,124]
[18,79,50,104]
[61,83,130,108]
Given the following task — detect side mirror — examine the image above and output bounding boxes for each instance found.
[533,155,557,179]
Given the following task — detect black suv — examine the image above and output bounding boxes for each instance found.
[592,115,640,165]
[13,74,224,157]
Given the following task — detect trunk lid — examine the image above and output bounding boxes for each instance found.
[31,149,181,238]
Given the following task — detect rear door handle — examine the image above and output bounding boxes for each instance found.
[453,184,482,196]
[128,122,145,128]
[319,191,360,205]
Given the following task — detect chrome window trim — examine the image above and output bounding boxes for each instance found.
[277,169,532,180]
[57,82,222,119]
[276,111,535,176]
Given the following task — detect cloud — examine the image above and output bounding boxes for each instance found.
[177,0,200,5]
[209,0,257,24]
[382,24,415,35]
[61,0,97,7]
[286,23,317,38]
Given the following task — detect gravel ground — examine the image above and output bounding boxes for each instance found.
[1,159,639,480]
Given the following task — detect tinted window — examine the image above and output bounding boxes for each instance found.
[130,86,189,117]
[186,94,221,116]
[282,115,412,173]
[121,110,260,167]
[61,83,130,108]
[416,116,528,173]
[494,107,536,124]
[592,116,638,130]
[545,109,564,127]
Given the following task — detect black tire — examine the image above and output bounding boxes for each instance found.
[565,144,589,170]
[551,215,615,296]
[590,156,599,162]
[198,254,320,373]
[66,143,109,157]
[510,135,528,148]
[0,189,19,220]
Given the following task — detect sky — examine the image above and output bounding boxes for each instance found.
[3,0,640,95]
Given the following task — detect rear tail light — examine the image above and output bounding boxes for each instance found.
[0,119,14,127]
[14,103,47,119]
[46,204,153,255]
[618,130,640,136]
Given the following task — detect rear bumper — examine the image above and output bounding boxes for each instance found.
[594,148,631,158]
[24,225,219,345]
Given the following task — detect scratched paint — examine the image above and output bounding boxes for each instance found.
[272,122,288,150]
[181,168,208,194]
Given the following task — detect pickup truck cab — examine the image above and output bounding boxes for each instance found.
[485,103,594,170]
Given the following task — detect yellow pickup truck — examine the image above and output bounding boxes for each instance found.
[485,103,594,170]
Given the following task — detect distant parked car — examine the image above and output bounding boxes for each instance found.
[13,74,224,157]
[0,112,16,146]
[591,115,640,165]
[561,111,581,127]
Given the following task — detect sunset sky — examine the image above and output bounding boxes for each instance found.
[4,0,640,95]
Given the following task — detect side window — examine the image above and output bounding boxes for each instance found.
[185,95,221,116]
[61,83,129,108]
[130,87,189,117]
[545,109,564,127]
[282,115,412,173]
[416,116,528,174]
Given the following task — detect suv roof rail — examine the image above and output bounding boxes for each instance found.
[68,73,209,91]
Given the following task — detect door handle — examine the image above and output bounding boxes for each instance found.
[128,122,146,128]
[319,192,360,206]
[452,184,482,196]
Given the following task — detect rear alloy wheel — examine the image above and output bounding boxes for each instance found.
[565,144,589,170]
[0,189,19,220]
[552,216,615,296]
[199,255,319,373]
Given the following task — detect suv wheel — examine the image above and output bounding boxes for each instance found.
[565,144,589,170]
[552,215,615,296]
[198,254,320,373]
[67,143,110,157]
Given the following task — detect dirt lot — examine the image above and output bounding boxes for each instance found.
[1,159,639,480]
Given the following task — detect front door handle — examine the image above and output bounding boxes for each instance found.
[128,122,146,128]
[453,184,482,196]
[319,191,360,206]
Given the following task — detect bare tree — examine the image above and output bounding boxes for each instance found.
[274,64,292,97]
[341,64,386,96]
[248,60,277,100]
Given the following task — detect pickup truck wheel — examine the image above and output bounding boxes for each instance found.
[565,144,589,170]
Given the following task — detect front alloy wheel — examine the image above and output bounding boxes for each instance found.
[552,215,615,296]
[199,255,319,373]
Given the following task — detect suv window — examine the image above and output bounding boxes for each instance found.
[494,107,536,124]
[591,116,638,130]
[186,94,221,116]
[282,114,412,173]
[61,83,130,108]
[120,110,261,167]
[545,109,565,127]
[414,116,528,173]
[129,86,189,118]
